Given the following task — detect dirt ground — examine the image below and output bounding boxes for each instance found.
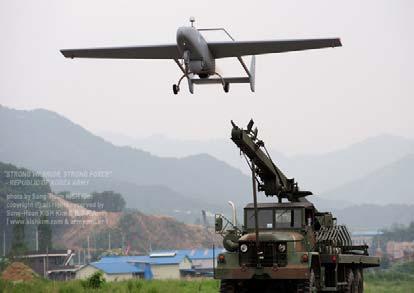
[1,262,38,282]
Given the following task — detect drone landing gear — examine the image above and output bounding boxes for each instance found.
[224,82,230,93]
[173,74,188,95]
[212,72,230,93]
[173,84,179,95]
[172,72,230,94]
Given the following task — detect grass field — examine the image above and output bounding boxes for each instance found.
[0,279,219,293]
[0,278,413,293]
[364,261,414,293]
[365,280,414,293]
[2,262,414,293]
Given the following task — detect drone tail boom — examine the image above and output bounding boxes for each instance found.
[249,55,256,92]
[190,55,255,92]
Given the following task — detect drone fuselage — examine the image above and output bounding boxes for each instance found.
[176,26,215,77]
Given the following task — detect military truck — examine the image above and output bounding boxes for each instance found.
[214,120,380,292]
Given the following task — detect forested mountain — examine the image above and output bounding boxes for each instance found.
[0,161,51,254]
[2,105,414,229]
[322,155,414,205]
[0,161,218,254]
[102,128,414,197]
[0,106,250,219]
[279,134,414,194]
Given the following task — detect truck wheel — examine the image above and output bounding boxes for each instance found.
[353,269,363,293]
[220,280,236,293]
[297,269,316,293]
[344,269,354,293]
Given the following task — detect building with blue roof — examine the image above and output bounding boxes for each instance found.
[81,248,224,280]
[75,261,152,281]
[96,251,192,279]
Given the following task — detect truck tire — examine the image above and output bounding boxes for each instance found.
[297,269,316,293]
[220,280,236,293]
[353,269,363,293]
[344,268,354,293]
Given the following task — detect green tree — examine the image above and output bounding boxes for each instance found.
[10,216,26,256]
[374,221,414,246]
[57,191,70,199]
[90,191,126,212]
[38,215,52,251]
[82,271,106,289]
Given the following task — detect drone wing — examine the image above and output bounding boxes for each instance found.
[208,38,341,58]
[60,44,180,59]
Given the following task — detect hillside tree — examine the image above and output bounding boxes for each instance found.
[38,215,52,251]
[10,216,26,256]
[90,191,126,212]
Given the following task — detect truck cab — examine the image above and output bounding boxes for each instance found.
[215,202,316,285]
[239,202,316,268]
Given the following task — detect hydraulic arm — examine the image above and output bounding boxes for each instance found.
[231,120,312,202]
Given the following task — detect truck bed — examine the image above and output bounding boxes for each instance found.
[320,253,380,268]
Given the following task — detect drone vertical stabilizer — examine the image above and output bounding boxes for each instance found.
[187,75,194,94]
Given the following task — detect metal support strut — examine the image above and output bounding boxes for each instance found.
[252,161,262,268]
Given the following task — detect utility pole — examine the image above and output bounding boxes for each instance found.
[35,227,39,251]
[3,230,5,257]
[87,236,90,263]
[46,245,49,278]
[108,232,111,250]
[43,255,46,278]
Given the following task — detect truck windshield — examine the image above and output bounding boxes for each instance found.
[245,209,273,229]
[275,208,302,228]
[245,208,303,229]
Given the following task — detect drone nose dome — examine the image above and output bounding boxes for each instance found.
[176,27,189,45]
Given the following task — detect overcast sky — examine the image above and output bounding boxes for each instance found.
[1,0,413,155]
